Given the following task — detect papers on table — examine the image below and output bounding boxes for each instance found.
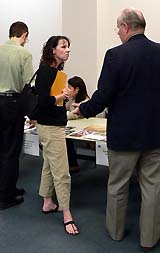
[84,133,106,141]
[66,126,106,141]
[24,126,37,134]
[84,125,106,133]
[65,126,76,135]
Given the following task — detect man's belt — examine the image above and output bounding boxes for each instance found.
[0,92,20,97]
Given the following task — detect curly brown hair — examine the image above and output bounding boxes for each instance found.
[40,35,70,70]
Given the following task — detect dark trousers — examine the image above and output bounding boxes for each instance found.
[0,96,24,201]
[66,139,78,167]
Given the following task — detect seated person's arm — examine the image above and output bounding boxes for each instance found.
[66,98,89,120]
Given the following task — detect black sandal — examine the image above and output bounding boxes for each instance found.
[42,205,59,214]
[64,220,79,235]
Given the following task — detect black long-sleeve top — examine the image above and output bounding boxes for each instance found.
[35,65,67,126]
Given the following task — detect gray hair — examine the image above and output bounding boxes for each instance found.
[119,8,146,31]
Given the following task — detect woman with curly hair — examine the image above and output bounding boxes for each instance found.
[35,36,79,235]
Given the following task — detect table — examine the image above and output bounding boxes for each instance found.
[23,117,108,166]
[66,118,108,165]
[66,117,107,142]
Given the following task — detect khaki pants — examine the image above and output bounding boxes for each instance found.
[106,149,160,247]
[37,124,71,210]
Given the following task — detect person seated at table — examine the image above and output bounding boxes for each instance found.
[66,76,90,173]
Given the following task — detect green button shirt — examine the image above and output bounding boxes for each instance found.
[0,40,33,93]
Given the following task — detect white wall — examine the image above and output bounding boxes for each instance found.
[1,1,160,93]
[0,0,62,70]
[62,0,97,96]
[97,0,160,76]
[63,0,160,95]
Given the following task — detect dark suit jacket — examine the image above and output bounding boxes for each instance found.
[80,34,160,150]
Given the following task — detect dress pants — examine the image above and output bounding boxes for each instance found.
[66,139,78,167]
[37,124,71,210]
[106,149,160,247]
[0,95,24,201]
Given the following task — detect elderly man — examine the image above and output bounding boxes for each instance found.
[74,7,160,251]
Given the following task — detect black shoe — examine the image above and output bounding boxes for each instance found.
[15,188,25,196]
[140,240,160,252]
[140,247,152,252]
[69,166,80,174]
[0,197,24,210]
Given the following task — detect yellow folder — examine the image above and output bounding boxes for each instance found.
[50,70,67,106]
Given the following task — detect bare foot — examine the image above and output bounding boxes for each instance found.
[42,203,58,212]
[42,197,59,212]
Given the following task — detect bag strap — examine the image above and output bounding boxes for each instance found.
[28,69,39,86]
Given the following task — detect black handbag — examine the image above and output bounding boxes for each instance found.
[21,70,38,117]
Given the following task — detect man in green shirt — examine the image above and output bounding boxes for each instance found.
[0,21,33,209]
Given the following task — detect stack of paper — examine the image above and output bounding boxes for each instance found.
[84,133,106,141]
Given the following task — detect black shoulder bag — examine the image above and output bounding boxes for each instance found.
[21,70,38,117]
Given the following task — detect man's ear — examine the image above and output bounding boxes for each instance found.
[19,32,28,46]
[22,32,28,39]
[124,23,130,33]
